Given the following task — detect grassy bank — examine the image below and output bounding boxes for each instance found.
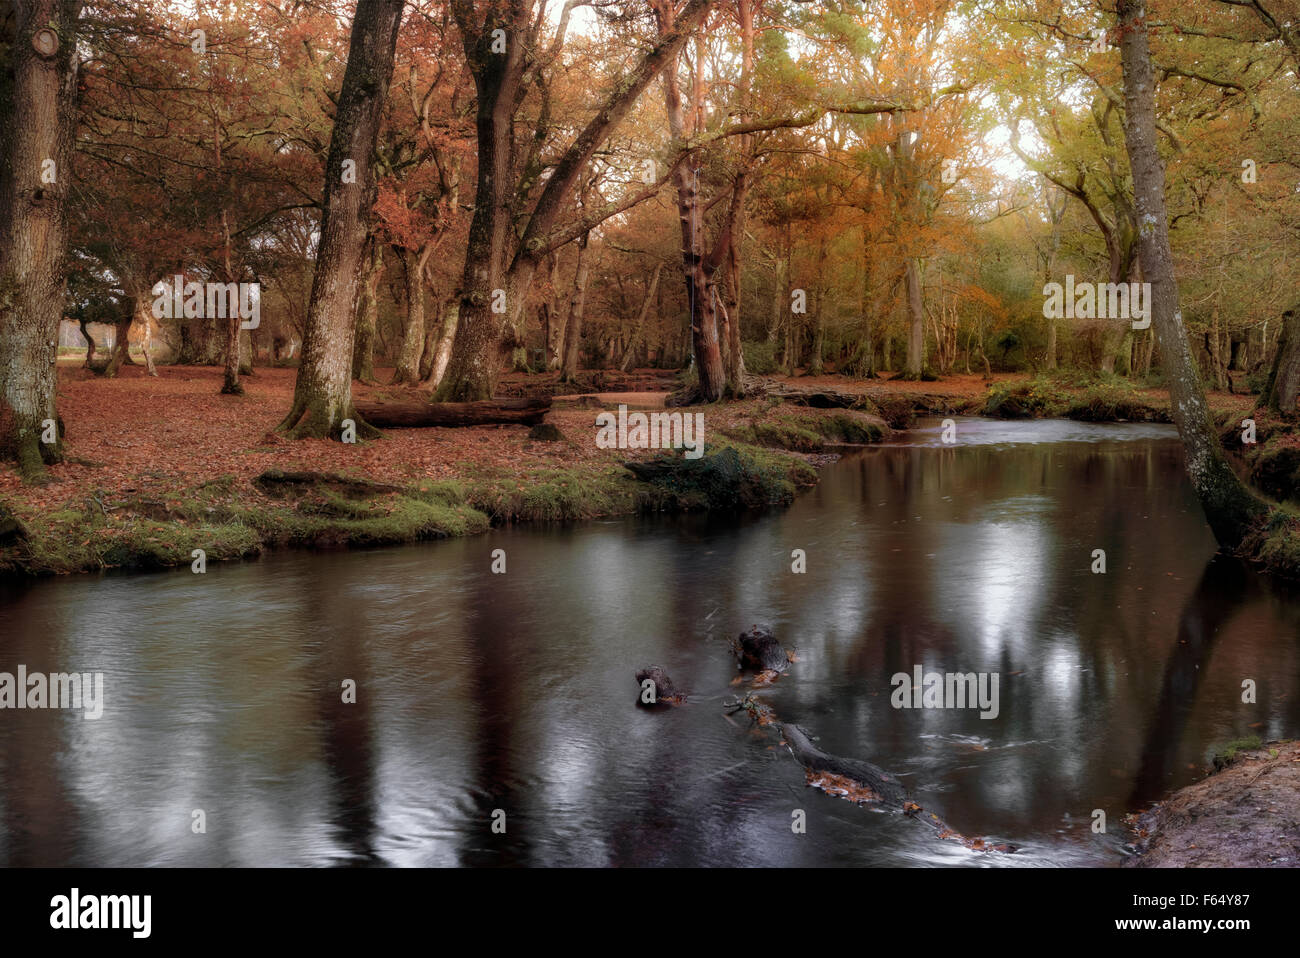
[975,376,1175,422]
[0,435,819,577]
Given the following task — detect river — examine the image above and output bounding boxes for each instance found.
[1,417,1296,866]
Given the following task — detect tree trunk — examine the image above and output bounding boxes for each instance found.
[278,0,403,439]
[418,295,440,381]
[854,226,876,377]
[425,298,458,389]
[102,303,134,378]
[78,316,95,367]
[137,291,157,377]
[352,240,382,383]
[619,262,662,372]
[392,241,431,384]
[559,230,590,382]
[1117,0,1265,547]
[0,0,80,479]
[1264,303,1300,414]
[665,109,724,402]
[177,314,221,365]
[220,309,242,394]
[904,258,925,378]
[722,0,754,396]
[719,172,750,394]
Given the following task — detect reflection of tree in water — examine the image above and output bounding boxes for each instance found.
[1127,556,1253,808]
[308,577,380,866]
[458,563,530,867]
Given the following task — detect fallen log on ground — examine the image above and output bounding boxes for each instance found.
[354,397,551,428]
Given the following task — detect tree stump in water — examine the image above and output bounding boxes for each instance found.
[635,666,684,705]
[734,625,789,673]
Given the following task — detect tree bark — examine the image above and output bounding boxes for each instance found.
[418,294,440,381]
[177,314,221,365]
[78,316,95,367]
[278,0,403,439]
[220,309,243,394]
[619,262,662,372]
[424,298,458,389]
[392,241,432,384]
[355,397,550,427]
[559,230,590,382]
[352,240,382,383]
[1264,303,1299,414]
[903,258,925,378]
[101,303,134,378]
[136,290,157,377]
[1117,0,1265,547]
[0,0,81,479]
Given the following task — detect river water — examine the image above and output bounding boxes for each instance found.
[1,418,1297,867]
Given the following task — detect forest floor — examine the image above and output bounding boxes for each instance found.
[1125,740,1300,867]
[0,361,1277,578]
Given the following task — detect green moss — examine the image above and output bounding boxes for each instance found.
[462,463,643,522]
[980,377,1167,422]
[724,408,887,451]
[981,379,1070,418]
[1246,506,1300,577]
[819,411,887,443]
[1065,383,1168,422]
[1249,437,1300,504]
[724,417,824,452]
[1211,736,1263,767]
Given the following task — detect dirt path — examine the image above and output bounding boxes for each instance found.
[1125,741,1300,867]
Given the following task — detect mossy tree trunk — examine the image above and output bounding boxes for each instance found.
[559,229,590,383]
[1264,303,1299,414]
[278,0,403,439]
[1117,0,1266,548]
[352,240,382,383]
[0,0,81,480]
[391,241,431,384]
[903,258,925,378]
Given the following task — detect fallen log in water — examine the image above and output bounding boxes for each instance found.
[722,631,1016,854]
[635,666,686,706]
[778,722,908,806]
[354,397,551,428]
[733,625,791,673]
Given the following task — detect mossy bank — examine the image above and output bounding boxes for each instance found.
[0,436,820,577]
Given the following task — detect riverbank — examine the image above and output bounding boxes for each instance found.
[0,364,1283,578]
[1125,740,1300,867]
